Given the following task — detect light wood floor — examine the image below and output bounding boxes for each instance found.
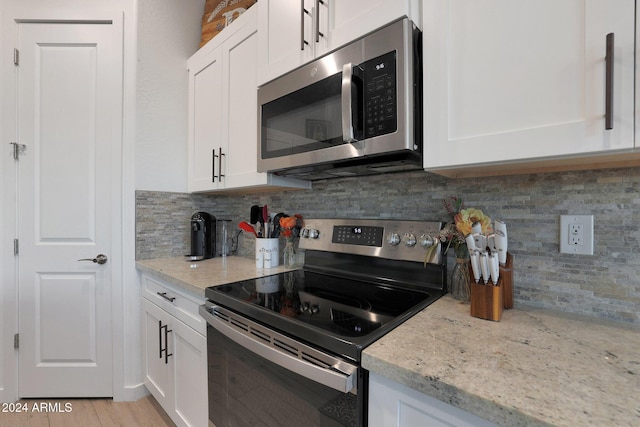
[0,395,176,427]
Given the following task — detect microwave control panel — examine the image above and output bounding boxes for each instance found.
[363,51,397,138]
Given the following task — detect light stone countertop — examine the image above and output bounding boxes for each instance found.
[136,255,296,297]
[362,295,640,427]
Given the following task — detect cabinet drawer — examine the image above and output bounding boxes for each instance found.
[141,274,206,336]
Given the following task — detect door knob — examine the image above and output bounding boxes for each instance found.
[77,254,108,265]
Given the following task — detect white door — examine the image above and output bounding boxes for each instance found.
[17,20,122,397]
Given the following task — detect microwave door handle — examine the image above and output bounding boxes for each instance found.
[341,63,357,143]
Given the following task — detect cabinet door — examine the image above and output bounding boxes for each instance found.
[318,0,420,57]
[171,319,208,427]
[142,299,172,410]
[257,0,315,86]
[423,0,635,171]
[187,48,223,192]
[369,373,498,427]
[221,19,262,188]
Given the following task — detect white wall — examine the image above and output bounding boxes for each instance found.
[135,0,204,192]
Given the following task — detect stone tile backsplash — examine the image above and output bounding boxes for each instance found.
[136,167,640,325]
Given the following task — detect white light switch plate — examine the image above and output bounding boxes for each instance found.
[559,215,594,255]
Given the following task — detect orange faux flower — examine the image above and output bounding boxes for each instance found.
[454,208,492,236]
[280,216,298,238]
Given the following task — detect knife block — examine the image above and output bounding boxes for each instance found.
[469,252,513,321]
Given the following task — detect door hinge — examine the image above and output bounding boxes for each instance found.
[10,142,26,160]
[14,239,19,256]
[13,48,19,66]
[14,334,19,350]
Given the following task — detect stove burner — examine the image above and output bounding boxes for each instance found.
[331,309,381,335]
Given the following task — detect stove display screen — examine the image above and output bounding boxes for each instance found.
[332,225,384,246]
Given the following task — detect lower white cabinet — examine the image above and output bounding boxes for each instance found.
[142,274,207,427]
[368,372,498,427]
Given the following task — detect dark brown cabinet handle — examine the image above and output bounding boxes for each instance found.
[212,149,217,182]
[315,0,324,42]
[605,33,614,130]
[164,325,173,364]
[301,0,309,50]
[159,321,173,364]
[157,292,175,303]
[158,320,164,359]
[218,147,225,182]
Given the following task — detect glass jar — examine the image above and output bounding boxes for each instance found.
[283,238,296,268]
[450,244,471,302]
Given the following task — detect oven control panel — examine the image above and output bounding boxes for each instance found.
[332,225,384,247]
[299,219,444,264]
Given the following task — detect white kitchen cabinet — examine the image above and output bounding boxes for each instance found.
[187,6,310,192]
[141,274,207,427]
[368,372,499,427]
[423,0,638,177]
[257,0,421,86]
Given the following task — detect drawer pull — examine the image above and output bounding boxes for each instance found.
[157,292,176,303]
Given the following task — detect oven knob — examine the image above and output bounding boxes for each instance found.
[403,233,417,247]
[308,229,320,239]
[310,305,319,314]
[300,228,310,238]
[387,232,401,246]
[301,302,310,312]
[420,234,435,248]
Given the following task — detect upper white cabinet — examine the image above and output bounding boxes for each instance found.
[187,7,310,193]
[257,0,421,86]
[423,0,638,177]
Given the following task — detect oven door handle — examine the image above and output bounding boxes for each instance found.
[200,304,357,393]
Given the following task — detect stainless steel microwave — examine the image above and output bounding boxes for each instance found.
[257,18,422,180]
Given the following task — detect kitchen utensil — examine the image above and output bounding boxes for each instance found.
[263,205,270,237]
[489,252,499,285]
[494,219,508,265]
[469,251,481,283]
[271,212,286,238]
[479,252,490,284]
[239,221,258,238]
[250,205,260,224]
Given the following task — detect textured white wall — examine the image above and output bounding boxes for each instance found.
[136,0,205,192]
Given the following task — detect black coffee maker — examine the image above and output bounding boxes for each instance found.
[188,212,216,260]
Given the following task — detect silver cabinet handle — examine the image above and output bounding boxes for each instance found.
[77,254,108,264]
[605,32,614,130]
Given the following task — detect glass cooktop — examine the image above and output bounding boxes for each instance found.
[205,269,442,361]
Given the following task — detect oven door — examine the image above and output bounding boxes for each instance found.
[200,303,365,427]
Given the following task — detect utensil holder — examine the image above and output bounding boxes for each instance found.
[469,252,513,321]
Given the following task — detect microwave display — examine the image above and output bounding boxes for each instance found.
[363,52,397,138]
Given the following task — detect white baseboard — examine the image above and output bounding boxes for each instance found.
[113,383,149,402]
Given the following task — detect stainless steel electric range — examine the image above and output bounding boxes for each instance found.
[200,219,446,427]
